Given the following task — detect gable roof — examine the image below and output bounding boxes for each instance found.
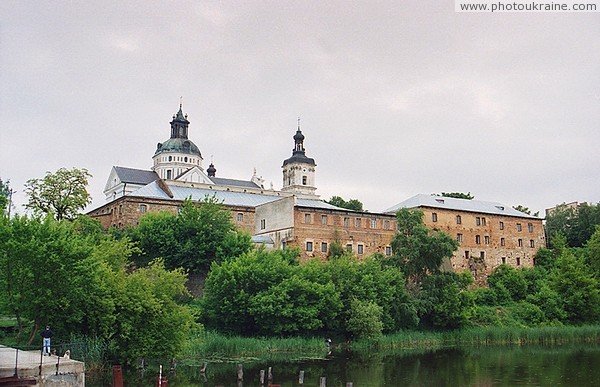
[113,166,159,185]
[385,194,541,220]
[210,177,261,189]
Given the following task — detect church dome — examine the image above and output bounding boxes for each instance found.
[154,138,202,158]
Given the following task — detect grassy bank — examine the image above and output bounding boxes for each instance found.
[184,325,600,362]
[353,325,600,351]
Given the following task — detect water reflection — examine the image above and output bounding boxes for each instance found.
[87,344,600,386]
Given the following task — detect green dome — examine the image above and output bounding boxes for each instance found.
[154,138,202,158]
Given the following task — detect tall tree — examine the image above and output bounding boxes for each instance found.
[24,167,92,220]
[131,197,253,274]
[546,202,600,247]
[326,196,364,211]
[513,205,540,217]
[390,208,459,286]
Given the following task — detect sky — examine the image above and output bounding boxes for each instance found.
[1,1,599,216]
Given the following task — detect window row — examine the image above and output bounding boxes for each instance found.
[432,213,535,232]
[303,213,394,230]
[459,233,536,248]
[305,241,392,256]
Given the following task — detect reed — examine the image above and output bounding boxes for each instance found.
[353,325,600,351]
[68,334,108,371]
[185,330,327,361]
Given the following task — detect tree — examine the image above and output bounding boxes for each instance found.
[418,271,474,329]
[545,202,600,247]
[326,196,364,211]
[512,205,540,217]
[131,197,253,274]
[390,208,459,286]
[24,168,92,220]
[0,179,10,215]
[438,192,474,200]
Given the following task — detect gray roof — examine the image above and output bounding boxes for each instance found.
[211,177,261,189]
[385,194,540,219]
[128,181,282,207]
[127,182,352,212]
[114,166,159,185]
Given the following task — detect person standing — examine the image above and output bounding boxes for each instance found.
[41,326,53,356]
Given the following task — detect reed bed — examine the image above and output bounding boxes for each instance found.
[355,325,600,351]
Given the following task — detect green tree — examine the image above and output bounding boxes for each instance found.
[545,202,600,247]
[438,192,474,200]
[346,298,383,339]
[512,205,540,217]
[326,196,364,211]
[585,226,600,278]
[549,248,600,323]
[390,208,458,286]
[0,179,10,215]
[487,265,528,304]
[418,271,474,329]
[131,197,253,274]
[24,167,92,220]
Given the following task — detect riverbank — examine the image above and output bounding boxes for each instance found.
[182,325,600,363]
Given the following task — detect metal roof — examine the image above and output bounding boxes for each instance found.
[384,194,540,219]
[114,166,159,185]
[296,198,348,211]
[210,177,261,189]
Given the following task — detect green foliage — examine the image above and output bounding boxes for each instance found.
[549,249,600,324]
[439,192,474,200]
[487,265,528,303]
[200,251,417,337]
[512,204,539,217]
[546,202,600,247]
[0,179,10,215]
[326,195,364,211]
[584,225,600,278]
[24,167,92,220]
[346,298,384,339]
[129,197,253,274]
[0,214,197,364]
[418,271,474,329]
[390,208,458,284]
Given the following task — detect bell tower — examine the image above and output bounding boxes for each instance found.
[281,119,317,197]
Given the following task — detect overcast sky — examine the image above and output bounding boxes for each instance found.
[1,1,598,216]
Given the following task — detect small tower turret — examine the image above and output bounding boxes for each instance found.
[281,118,317,197]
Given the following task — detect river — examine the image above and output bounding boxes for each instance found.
[87,344,600,386]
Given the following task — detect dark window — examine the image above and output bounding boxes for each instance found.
[321,242,328,252]
[456,215,462,224]
[306,241,313,252]
[499,221,504,230]
[346,244,352,252]
[432,213,438,222]
[358,244,364,255]
[476,235,481,244]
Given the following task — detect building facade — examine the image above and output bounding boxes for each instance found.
[89,103,545,278]
[385,194,545,284]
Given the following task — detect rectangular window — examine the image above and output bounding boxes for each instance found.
[344,217,350,227]
[501,237,505,246]
[530,239,535,248]
[432,213,438,222]
[355,218,362,228]
[475,235,481,244]
[501,257,506,264]
[321,215,328,225]
[499,221,504,230]
[305,214,311,224]
[465,251,470,259]
[518,239,523,247]
[306,241,313,252]
[358,244,364,255]
[528,223,534,232]
[517,223,522,232]
[139,204,147,213]
[346,244,352,252]
[456,215,462,224]
[260,219,266,230]
[484,236,490,245]
[480,251,485,260]
[482,217,487,226]
[370,219,377,229]
[476,217,481,226]
[321,242,328,252]
[237,213,243,222]
[384,220,390,230]
[302,176,307,185]
[516,257,521,266]
[457,233,463,243]
[385,246,392,256]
